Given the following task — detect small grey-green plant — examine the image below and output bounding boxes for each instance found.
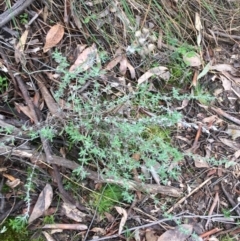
[51,51,212,201]
[40,126,55,141]
[8,215,28,233]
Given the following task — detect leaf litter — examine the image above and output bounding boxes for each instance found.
[0,0,240,240]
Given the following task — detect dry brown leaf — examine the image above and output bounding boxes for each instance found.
[226,125,240,140]
[28,184,53,223]
[222,71,240,84]
[183,52,201,67]
[77,44,88,53]
[33,91,40,108]
[115,206,128,234]
[138,66,170,85]
[175,99,189,110]
[69,43,98,72]
[2,173,16,182]
[146,229,158,241]
[61,202,86,222]
[6,179,20,189]
[3,173,20,189]
[43,24,64,53]
[104,212,114,222]
[192,70,198,87]
[119,57,128,75]
[15,102,35,122]
[202,115,218,124]
[42,231,56,241]
[157,224,193,241]
[104,55,123,71]
[195,12,202,46]
[220,75,232,91]
[15,29,29,63]
[193,155,210,168]
[127,62,136,79]
[91,227,106,235]
[219,138,240,151]
[210,64,235,72]
[195,12,202,32]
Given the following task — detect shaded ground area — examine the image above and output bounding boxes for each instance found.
[0,0,240,240]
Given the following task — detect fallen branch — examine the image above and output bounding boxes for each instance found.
[0,0,36,28]
[0,145,182,197]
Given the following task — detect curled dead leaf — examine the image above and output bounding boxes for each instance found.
[15,29,29,63]
[210,64,235,72]
[115,206,127,234]
[69,44,98,72]
[157,224,193,241]
[138,66,170,85]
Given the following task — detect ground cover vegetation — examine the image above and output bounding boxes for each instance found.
[0,0,240,240]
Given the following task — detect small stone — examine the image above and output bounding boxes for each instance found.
[148,43,156,52]
[142,28,149,35]
[134,30,142,38]
[138,37,146,45]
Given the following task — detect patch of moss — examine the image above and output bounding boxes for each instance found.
[142,125,171,142]
[0,224,29,241]
[90,184,123,214]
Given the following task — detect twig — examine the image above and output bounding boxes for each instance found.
[86,213,238,241]
[0,0,36,28]
[0,145,182,197]
[200,227,222,238]
[191,123,202,152]
[221,182,240,216]
[34,74,63,118]
[205,191,219,229]
[166,177,213,213]
[0,200,25,222]
[14,74,86,211]
[213,30,240,41]
[211,107,240,126]
[141,0,152,29]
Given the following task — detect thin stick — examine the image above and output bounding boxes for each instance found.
[212,107,240,126]
[205,191,219,229]
[141,0,152,29]
[167,177,213,213]
[0,0,36,28]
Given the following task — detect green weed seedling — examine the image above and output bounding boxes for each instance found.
[19,13,28,24]
[1,217,44,241]
[0,216,28,241]
[222,208,231,218]
[220,234,236,241]
[0,75,8,93]
[43,215,55,225]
